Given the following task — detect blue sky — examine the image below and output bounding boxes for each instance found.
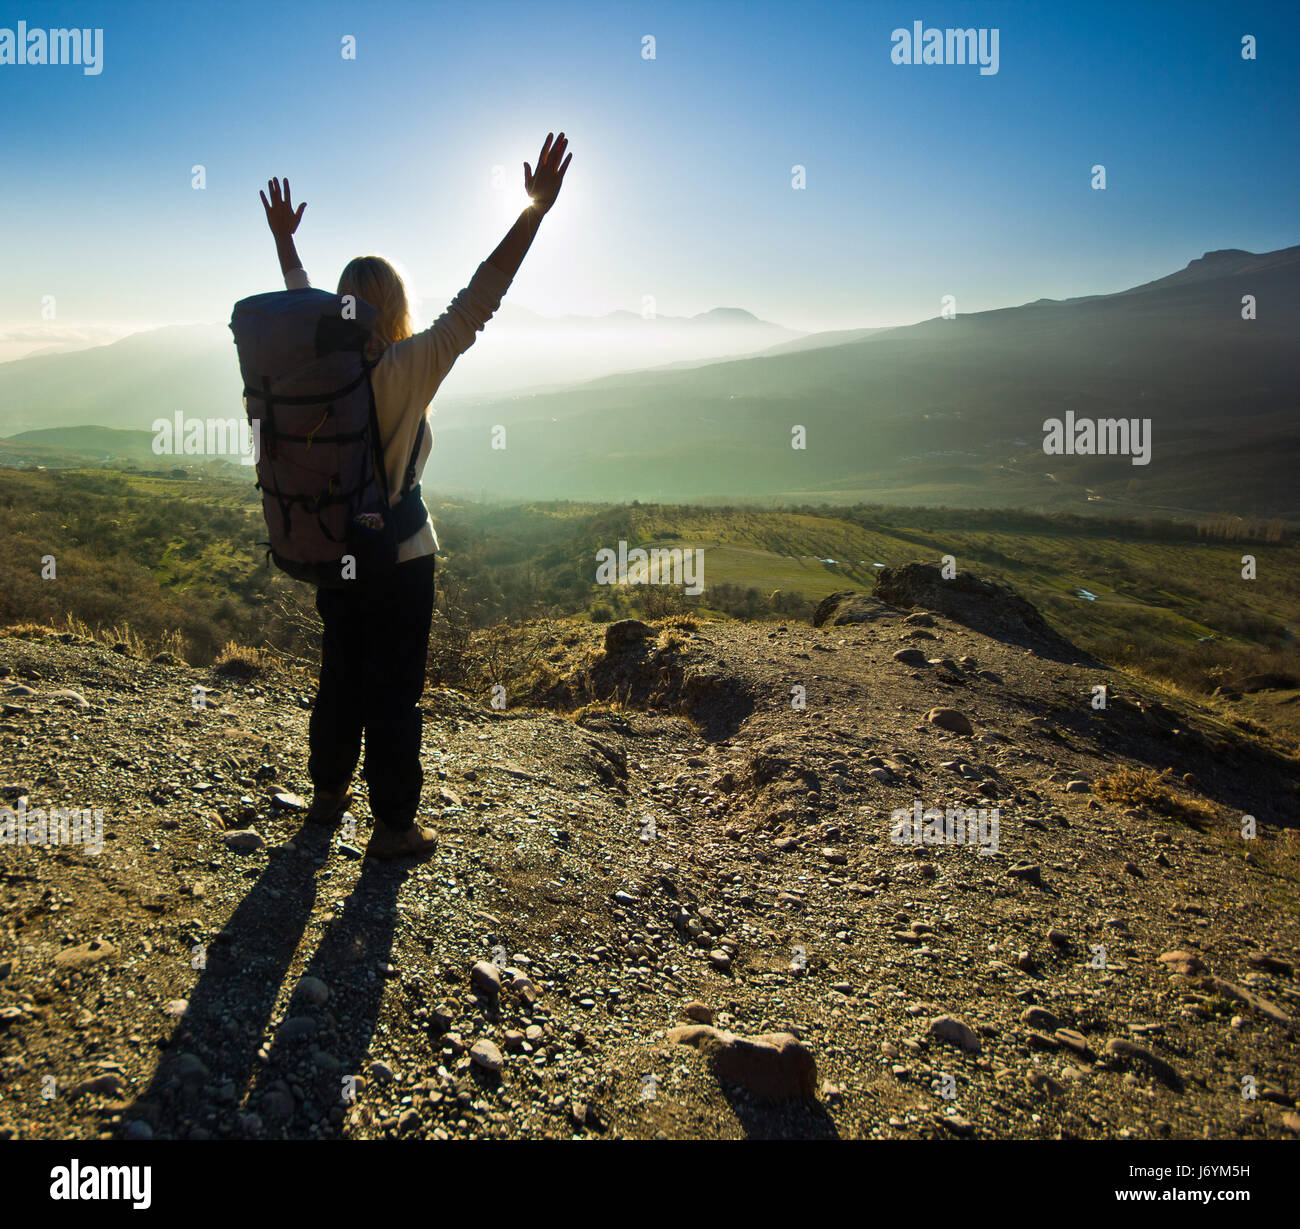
[1,0,1296,342]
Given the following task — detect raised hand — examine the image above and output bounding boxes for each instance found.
[260,177,306,238]
[524,132,572,215]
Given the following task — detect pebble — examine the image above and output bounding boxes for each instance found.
[1157,950,1205,976]
[928,1014,981,1052]
[174,1053,209,1084]
[471,961,502,996]
[224,829,264,852]
[1006,863,1043,887]
[398,1108,422,1133]
[294,976,330,1006]
[681,1001,713,1024]
[69,1073,124,1099]
[470,1039,504,1074]
[278,1016,318,1042]
[53,939,117,971]
[926,707,974,735]
[1020,1006,1063,1031]
[1054,1029,1093,1059]
[1103,1038,1183,1090]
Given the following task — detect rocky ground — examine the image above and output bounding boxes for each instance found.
[1,569,1298,1141]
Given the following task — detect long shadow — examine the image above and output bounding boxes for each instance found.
[1023,678,1300,832]
[117,819,327,1139]
[720,1085,841,1139]
[244,855,407,1138]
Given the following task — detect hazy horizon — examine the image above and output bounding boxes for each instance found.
[3,0,1297,364]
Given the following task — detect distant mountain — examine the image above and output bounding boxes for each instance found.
[415,245,1300,517]
[0,326,239,439]
[4,247,1296,518]
[0,302,805,434]
[0,324,135,365]
[756,326,894,357]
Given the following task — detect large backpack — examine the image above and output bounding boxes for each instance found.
[229,288,427,588]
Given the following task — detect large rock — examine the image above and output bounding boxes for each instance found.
[668,1024,817,1100]
[811,592,901,628]
[874,562,1081,660]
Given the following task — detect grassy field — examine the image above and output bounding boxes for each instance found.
[2,466,1296,731]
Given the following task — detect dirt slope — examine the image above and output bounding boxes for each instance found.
[1,588,1298,1140]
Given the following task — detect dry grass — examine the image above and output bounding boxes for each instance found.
[212,640,268,680]
[0,621,59,641]
[1095,765,1217,828]
[566,697,637,726]
[0,615,186,662]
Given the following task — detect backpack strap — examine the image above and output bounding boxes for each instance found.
[403,417,426,497]
[361,354,393,509]
[358,349,429,543]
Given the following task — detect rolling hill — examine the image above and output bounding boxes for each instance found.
[2,245,1296,517]
[421,245,1300,515]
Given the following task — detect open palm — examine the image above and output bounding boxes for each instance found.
[524,132,572,215]
[260,177,305,238]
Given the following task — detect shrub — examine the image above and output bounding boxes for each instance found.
[213,640,267,679]
[1094,766,1215,829]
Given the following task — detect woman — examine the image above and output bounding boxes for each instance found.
[258,132,572,860]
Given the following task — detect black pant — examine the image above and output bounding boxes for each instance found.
[308,554,435,830]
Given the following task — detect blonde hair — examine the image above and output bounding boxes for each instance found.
[337,256,413,349]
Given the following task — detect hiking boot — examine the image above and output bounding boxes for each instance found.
[366,823,439,861]
[307,788,352,827]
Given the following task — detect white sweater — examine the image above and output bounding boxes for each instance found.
[284,260,513,560]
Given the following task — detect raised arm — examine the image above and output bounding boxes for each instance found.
[486,131,572,279]
[387,134,573,409]
[260,176,307,278]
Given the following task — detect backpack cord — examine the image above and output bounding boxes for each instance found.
[304,405,330,448]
